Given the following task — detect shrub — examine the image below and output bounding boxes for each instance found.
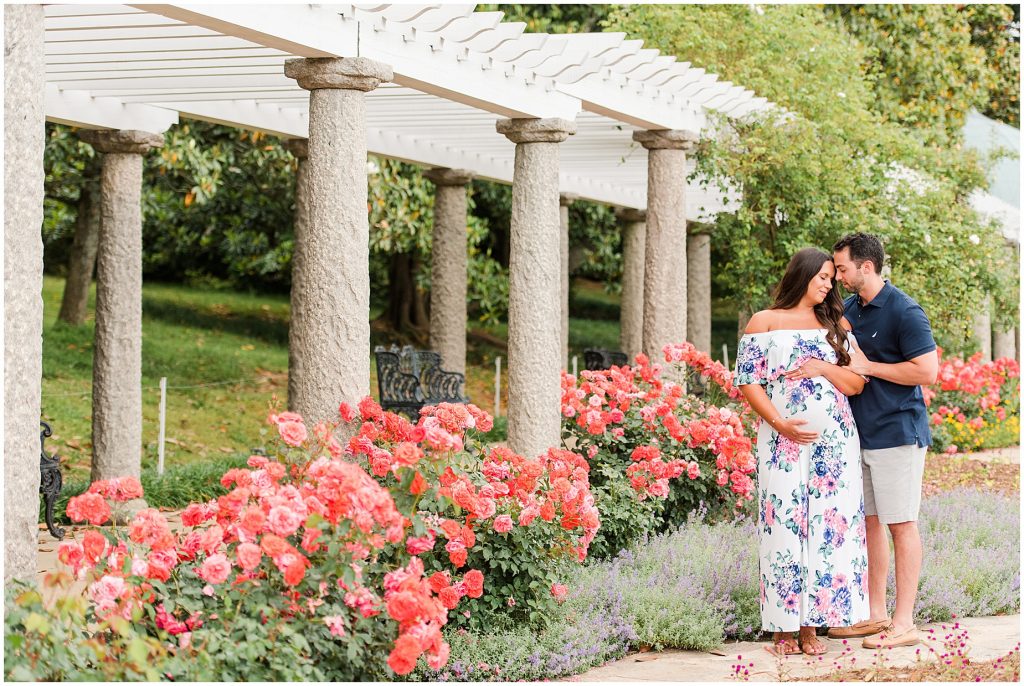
[32,399,598,680]
[560,342,757,557]
[343,400,600,631]
[4,578,186,681]
[926,351,1020,453]
[910,488,1020,622]
[405,489,1016,681]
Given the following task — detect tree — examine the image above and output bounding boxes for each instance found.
[826,4,1020,141]
[42,124,103,325]
[606,4,1016,351]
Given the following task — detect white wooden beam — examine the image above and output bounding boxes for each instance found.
[45,84,178,132]
[137,4,357,58]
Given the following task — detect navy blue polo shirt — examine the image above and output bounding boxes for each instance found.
[843,282,936,450]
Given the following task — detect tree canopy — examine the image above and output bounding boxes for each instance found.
[605,4,1017,350]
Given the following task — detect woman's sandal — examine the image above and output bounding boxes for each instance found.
[766,633,801,657]
[799,634,828,656]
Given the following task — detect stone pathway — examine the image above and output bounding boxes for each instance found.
[577,614,1020,682]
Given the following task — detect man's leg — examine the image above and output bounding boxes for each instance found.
[888,520,922,633]
[865,514,890,621]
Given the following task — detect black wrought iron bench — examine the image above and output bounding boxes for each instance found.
[374,345,469,418]
[40,421,65,540]
[583,348,630,371]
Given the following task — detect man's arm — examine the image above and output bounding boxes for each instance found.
[848,344,938,386]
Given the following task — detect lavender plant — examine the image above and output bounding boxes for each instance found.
[907,488,1020,622]
[415,490,1018,681]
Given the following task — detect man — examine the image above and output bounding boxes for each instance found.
[828,232,939,649]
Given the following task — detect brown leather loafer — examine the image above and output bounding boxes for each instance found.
[827,618,891,639]
[862,625,920,649]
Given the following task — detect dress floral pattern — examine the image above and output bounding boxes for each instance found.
[736,329,868,631]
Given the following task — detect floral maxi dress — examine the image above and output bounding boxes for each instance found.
[735,329,869,631]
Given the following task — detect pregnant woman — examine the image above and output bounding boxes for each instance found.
[735,248,870,656]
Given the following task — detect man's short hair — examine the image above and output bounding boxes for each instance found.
[833,232,885,274]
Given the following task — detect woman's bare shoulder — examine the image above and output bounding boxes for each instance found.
[744,310,776,334]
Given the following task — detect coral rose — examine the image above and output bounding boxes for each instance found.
[66,492,111,526]
[463,569,484,599]
[236,542,262,571]
[387,634,422,675]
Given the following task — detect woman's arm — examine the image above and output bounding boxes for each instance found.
[738,383,821,445]
[784,358,865,396]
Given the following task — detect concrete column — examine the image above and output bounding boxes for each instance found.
[284,57,392,426]
[4,3,45,583]
[283,138,309,412]
[78,130,162,498]
[972,299,993,362]
[993,242,1019,361]
[424,167,474,376]
[616,208,646,361]
[559,193,578,366]
[633,129,697,362]
[496,117,576,459]
[687,224,713,355]
[993,328,1017,361]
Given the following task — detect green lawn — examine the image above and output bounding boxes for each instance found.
[41,276,738,478]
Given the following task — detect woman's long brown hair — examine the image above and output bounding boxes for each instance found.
[771,247,851,366]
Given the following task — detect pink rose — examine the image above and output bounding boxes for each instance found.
[267,506,304,537]
[198,553,232,585]
[278,420,307,447]
[550,583,568,603]
[236,542,262,571]
[324,615,346,637]
[89,575,127,613]
[493,515,513,533]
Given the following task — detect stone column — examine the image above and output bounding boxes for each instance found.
[424,167,474,376]
[559,193,578,366]
[284,57,392,426]
[687,224,713,355]
[993,242,1019,361]
[993,327,1017,361]
[4,3,45,583]
[633,129,697,363]
[78,129,163,513]
[496,118,576,459]
[972,299,993,362]
[616,208,646,361]
[283,138,309,412]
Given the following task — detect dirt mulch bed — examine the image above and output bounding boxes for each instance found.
[922,453,1019,497]
[819,647,1020,682]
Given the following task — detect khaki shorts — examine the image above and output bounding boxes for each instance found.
[861,445,927,524]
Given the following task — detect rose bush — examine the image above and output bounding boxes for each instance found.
[341,399,600,630]
[39,399,596,679]
[561,342,757,558]
[925,350,1020,454]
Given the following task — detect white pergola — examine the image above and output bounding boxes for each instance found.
[6,3,775,582]
[42,3,766,217]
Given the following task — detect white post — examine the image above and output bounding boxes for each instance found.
[493,356,502,418]
[722,343,730,371]
[157,376,167,476]
[571,355,578,378]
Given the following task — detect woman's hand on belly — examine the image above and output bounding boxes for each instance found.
[783,358,831,381]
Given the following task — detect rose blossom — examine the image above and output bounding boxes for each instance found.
[493,514,513,533]
[198,553,232,585]
[278,420,307,447]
